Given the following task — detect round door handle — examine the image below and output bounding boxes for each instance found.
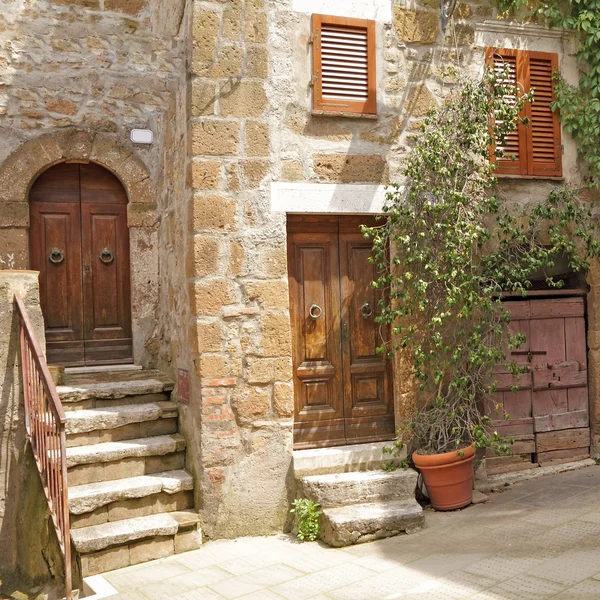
[309,304,322,320]
[361,302,373,319]
[99,247,115,264]
[48,248,64,264]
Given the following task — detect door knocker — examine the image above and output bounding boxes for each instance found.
[361,302,373,319]
[48,248,65,264]
[309,304,322,320]
[99,247,115,264]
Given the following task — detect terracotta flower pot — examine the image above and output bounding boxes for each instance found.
[412,444,475,511]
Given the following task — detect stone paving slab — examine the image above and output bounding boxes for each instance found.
[99,465,600,600]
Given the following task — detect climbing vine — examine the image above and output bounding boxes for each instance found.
[495,0,600,185]
[364,65,600,456]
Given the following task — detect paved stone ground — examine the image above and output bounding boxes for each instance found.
[100,465,600,600]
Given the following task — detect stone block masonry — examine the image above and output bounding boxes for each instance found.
[188,0,295,539]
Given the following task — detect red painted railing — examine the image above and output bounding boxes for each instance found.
[15,294,73,600]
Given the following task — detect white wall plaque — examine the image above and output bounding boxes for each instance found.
[130,129,153,144]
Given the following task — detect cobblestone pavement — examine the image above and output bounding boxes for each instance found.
[100,465,600,600]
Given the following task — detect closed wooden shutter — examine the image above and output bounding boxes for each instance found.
[312,14,376,115]
[488,48,562,178]
[528,52,562,177]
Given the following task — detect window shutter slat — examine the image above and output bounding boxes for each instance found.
[487,48,562,178]
[312,14,376,115]
[488,49,527,176]
[528,53,562,177]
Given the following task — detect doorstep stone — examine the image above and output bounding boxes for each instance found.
[300,468,418,508]
[319,499,425,548]
[293,441,401,477]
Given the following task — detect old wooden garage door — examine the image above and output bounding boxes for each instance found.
[486,296,590,474]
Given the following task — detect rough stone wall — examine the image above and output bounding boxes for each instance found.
[189,0,295,539]
[0,0,189,369]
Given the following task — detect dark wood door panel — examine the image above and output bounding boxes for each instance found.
[288,216,395,449]
[340,230,394,431]
[30,198,85,366]
[81,202,132,364]
[29,162,132,366]
[288,230,344,447]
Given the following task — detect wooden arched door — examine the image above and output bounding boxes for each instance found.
[29,162,132,367]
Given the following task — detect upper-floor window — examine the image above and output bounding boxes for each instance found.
[487,47,562,178]
[311,14,377,115]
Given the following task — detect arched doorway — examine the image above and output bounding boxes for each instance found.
[29,162,132,367]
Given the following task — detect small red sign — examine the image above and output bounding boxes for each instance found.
[178,369,190,405]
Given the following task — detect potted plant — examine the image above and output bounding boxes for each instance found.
[365,65,600,510]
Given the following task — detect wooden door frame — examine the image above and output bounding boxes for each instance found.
[287,214,397,449]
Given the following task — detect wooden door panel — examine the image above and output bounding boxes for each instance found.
[493,297,590,470]
[81,203,132,364]
[339,230,394,443]
[288,231,344,448]
[29,200,84,366]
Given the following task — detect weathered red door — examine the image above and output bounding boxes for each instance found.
[287,216,394,449]
[29,163,132,367]
[486,296,589,474]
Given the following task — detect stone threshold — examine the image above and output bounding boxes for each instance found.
[293,440,400,477]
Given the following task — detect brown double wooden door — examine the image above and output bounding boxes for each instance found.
[29,162,132,367]
[287,216,395,449]
[486,296,589,473]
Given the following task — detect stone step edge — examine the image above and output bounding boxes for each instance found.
[58,378,174,403]
[65,402,178,435]
[71,510,200,554]
[66,434,186,468]
[319,499,425,548]
[299,468,418,508]
[68,469,194,515]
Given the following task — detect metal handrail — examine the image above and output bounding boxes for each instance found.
[14,293,72,600]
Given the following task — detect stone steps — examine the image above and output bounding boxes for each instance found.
[67,434,187,486]
[58,371,200,576]
[65,402,178,447]
[319,500,425,547]
[68,470,195,529]
[299,468,418,508]
[67,434,186,468]
[72,511,202,575]
[294,442,424,548]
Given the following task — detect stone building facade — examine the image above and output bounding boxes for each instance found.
[1,0,600,574]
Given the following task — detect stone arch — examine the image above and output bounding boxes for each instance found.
[0,128,160,367]
[0,128,155,206]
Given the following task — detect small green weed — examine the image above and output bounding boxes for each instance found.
[290,498,322,542]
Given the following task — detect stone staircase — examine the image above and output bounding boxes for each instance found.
[58,371,201,576]
[294,442,425,547]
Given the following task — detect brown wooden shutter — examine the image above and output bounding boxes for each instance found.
[312,14,376,115]
[488,48,562,178]
[527,52,562,177]
[488,47,529,176]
